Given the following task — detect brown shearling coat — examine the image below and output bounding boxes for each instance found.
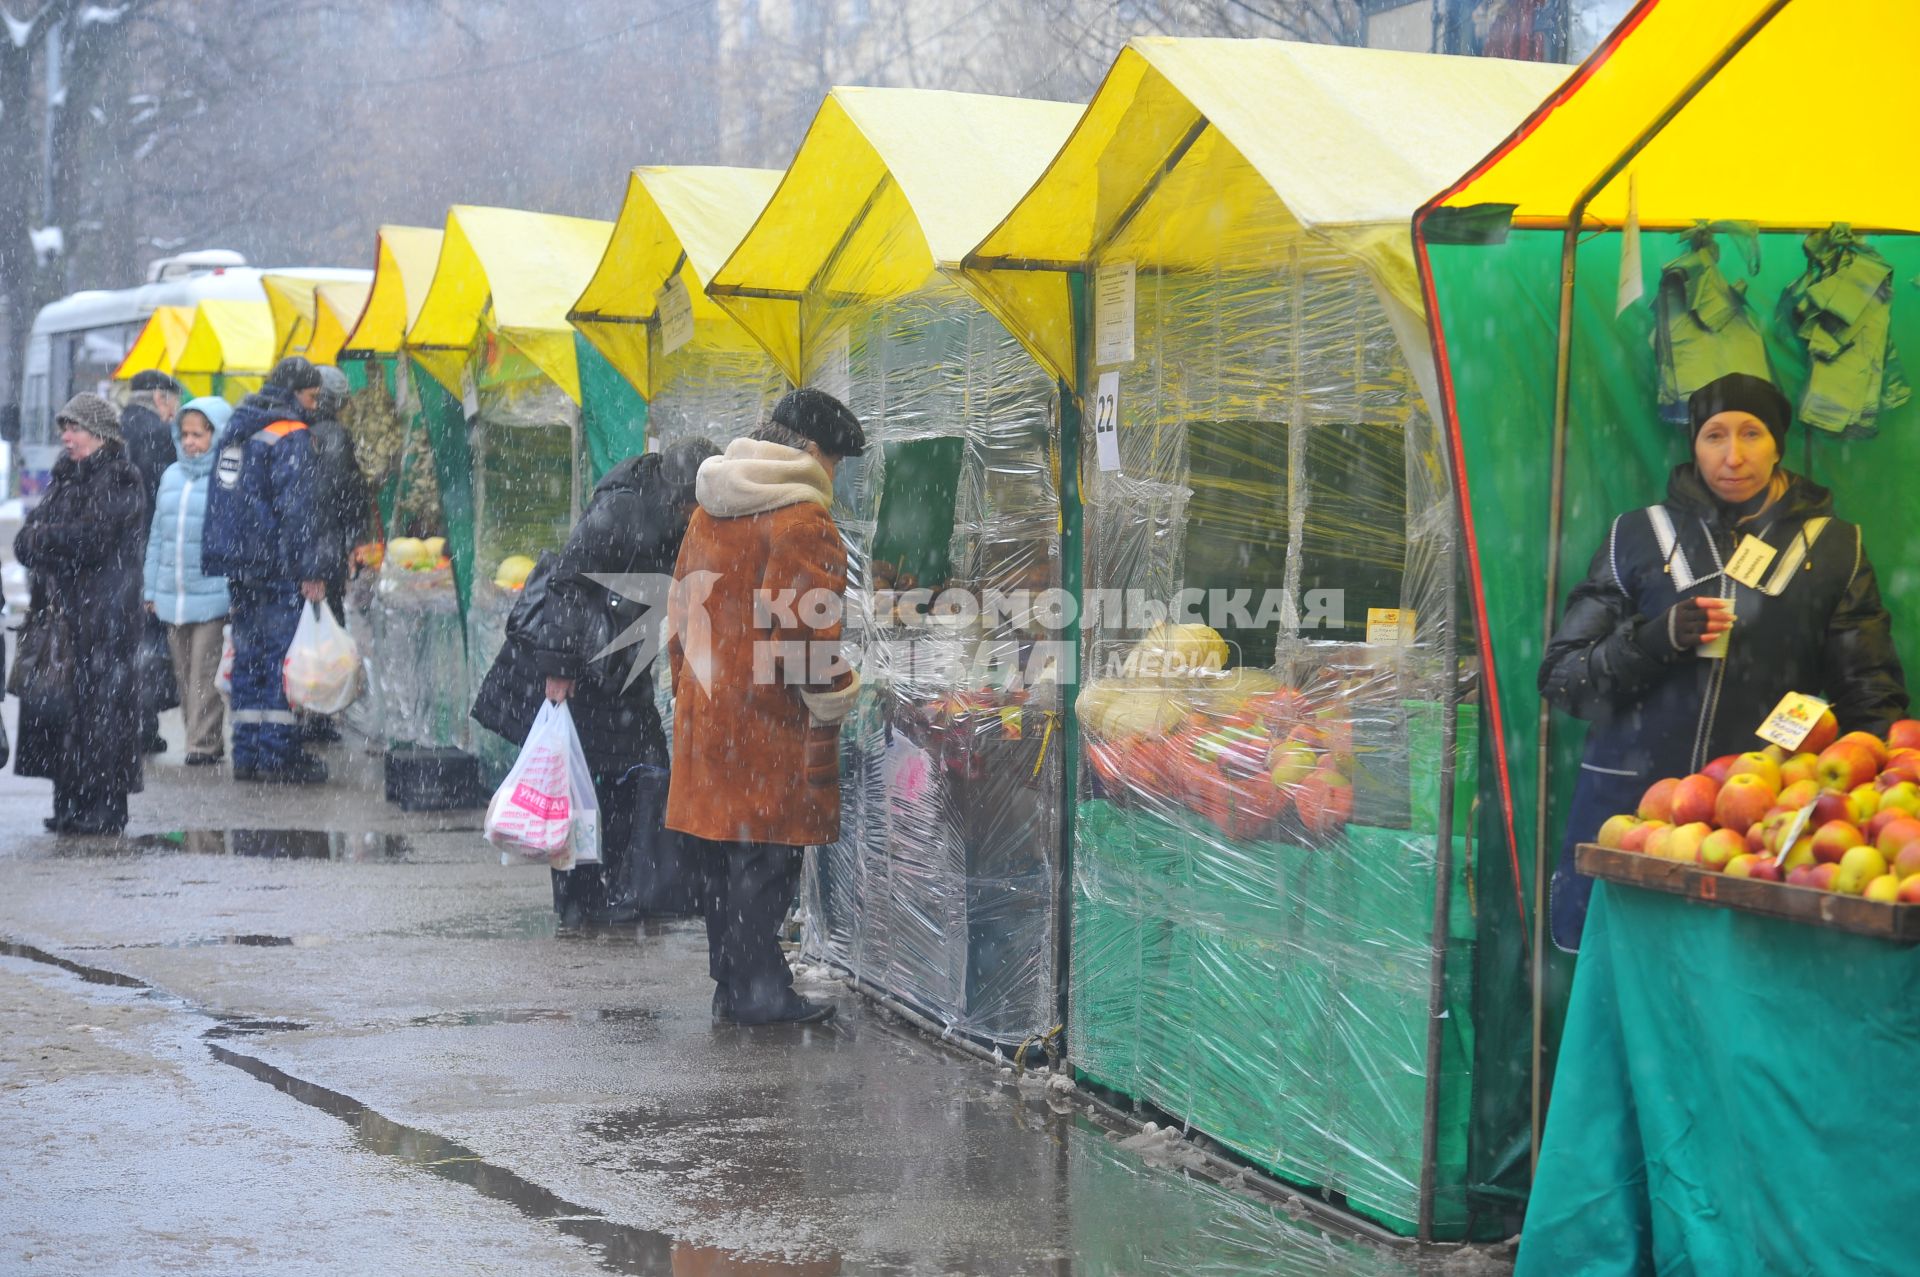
[664,446,856,848]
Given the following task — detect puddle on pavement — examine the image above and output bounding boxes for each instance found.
[207,1042,847,1275]
[204,1017,312,1040]
[121,829,417,861]
[0,940,150,988]
[408,1007,665,1029]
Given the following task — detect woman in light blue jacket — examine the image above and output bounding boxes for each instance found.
[144,396,232,765]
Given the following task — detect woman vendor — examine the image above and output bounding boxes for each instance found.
[1539,372,1908,949]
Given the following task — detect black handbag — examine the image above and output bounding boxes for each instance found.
[7,602,77,723]
[140,615,180,713]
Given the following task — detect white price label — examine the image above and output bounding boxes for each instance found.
[1366,608,1415,645]
[459,367,479,420]
[1093,261,1135,367]
[1092,371,1121,473]
[657,275,695,356]
[1756,691,1830,752]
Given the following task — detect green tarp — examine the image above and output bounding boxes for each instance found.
[576,331,649,481]
[1517,881,1920,1276]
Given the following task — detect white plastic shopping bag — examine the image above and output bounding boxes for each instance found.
[283,601,361,714]
[485,699,601,869]
[215,624,235,699]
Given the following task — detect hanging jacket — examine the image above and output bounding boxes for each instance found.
[1652,225,1771,425]
[1778,225,1911,437]
[201,382,338,585]
[1541,465,1907,781]
[143,396,233,625]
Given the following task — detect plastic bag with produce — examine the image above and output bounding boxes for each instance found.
[282,601,361,715]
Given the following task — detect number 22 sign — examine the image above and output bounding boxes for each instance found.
[1093,371,1121,473]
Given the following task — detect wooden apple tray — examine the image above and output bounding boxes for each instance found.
[1576,844,1920,943]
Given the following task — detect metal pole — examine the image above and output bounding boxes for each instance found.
[1532,223,1579,1174]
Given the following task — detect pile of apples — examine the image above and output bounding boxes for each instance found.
[1597,711,1920,903]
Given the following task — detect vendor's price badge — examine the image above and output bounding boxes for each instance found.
[1366,608,1415,646]
[1725,534,1778,590]
[1756,691,1829,752]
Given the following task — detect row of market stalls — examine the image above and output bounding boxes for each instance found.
[114,5,1888,1250]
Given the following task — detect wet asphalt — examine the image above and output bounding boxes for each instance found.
[0,696,1512,1275]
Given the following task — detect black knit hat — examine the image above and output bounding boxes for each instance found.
[128,370,182,395]
[772,387,865,458]
[1689,373,1792,454]
[266,355,322,393]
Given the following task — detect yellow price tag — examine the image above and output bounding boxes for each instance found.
[1366,608,1415,646]
[1756,691,1830,751]
[1725,535,1777,590]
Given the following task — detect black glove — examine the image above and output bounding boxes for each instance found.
[1634,597,1714,658]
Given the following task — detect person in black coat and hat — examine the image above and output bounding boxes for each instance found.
[472,436,719,927]
[13,393,149,835]
[123,369,183,754]
[1539,372,1908,950]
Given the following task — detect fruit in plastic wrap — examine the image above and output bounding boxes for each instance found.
[1295,765,1354,838]
[1131,621,1229,674]
[1075,679,1192,740]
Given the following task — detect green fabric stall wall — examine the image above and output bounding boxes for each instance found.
[1428,228,1920,1218]
[576,331,649,481]
[412,358,476,619]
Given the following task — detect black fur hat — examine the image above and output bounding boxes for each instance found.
[771,387,865,458]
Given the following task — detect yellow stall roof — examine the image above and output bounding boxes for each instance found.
[264,269,374,363]
[407,205,613,402]
[570,166,782,399]
[114,305,195,380]
[963,37,1563,384]
[309,281,371,366]
[708,88,1084,383]
[340,225,444,358]
[1435,0,1920,232]
[175,300,275,381]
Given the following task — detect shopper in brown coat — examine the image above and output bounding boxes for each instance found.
[666,388,865,1026]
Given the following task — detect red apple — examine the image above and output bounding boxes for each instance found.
[1745,819,1771,854]
[1880,781,1920,816]
[1876,817,1920,859]
[1817,741,1879,792]
[1888,720,1920,753]
[1838,731,1891,770]
[1727,853,1782,881]
[1892,839,1920,882]
[1781,837,1817,871]
[1834,845,1889,895]
[1809,863,1842,891]
[1295,766,1353,836]
[1621,821,1665,854]
[1777,779,1821,811]
[1703,754,1741,786]
[1713,773,1777,833]
[1811,820,1867,864]
[1728,752,1783,792]
[1747,857,1783,882]
[1697,828,1747,872]
[1864,873,1902,903]
[1670,774,1721,826]
[1866,808,1909,845]
[1899,875,1920,905]
[1638,777,1681,824]
[1811,790,1854,827]
[1803,708,1841,756]
[1779,752,1821,788]
[1595,814,1642,851]
[1787,864,1819,888]
[1850,784,1882,824]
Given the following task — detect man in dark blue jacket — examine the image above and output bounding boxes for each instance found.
[202,357,339,783]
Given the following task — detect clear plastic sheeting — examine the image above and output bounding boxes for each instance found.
[1066,182,1481,1235]
[371,562,469,748]
[799,276,1064,1046]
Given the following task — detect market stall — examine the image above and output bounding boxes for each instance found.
[1412,0,1920,1267]
[174,298,274,401]
[337,225,459,757]
[708,87,1083,1046]
[570,165,787,473]
[407,205,613,781]
[263,268,374,363]
[962,37,1561,1239]
[113,304,195,383]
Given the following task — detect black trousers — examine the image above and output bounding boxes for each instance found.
[694,839,805,1014]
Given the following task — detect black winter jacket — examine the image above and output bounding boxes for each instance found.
[306,406,371,582]
[471,452,700,771]
[1540,465,1907,781]
[12,443,149,795]
[119,397,174,537]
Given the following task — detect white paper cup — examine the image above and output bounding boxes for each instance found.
[1700,605,1734,659]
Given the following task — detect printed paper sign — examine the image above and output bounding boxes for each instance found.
[1724,535,1777,590]
[1756,691,1830,752]
[657,275,695,356]
[1366,608,1416,645]
[1092,371,1121,472]
[1093,262,1136,367]
[460,367,479,421]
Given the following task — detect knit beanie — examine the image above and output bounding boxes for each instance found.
[770,387,866,458]
[267,355,322,393]
[57,392,123,444]
[1689,372,1792,455]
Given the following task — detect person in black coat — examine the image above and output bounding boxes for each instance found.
[13,393,149,835]
[299,366,371,744]
[122,369,183,755]
[472,437,718,926]
[1539,374,1908,949]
